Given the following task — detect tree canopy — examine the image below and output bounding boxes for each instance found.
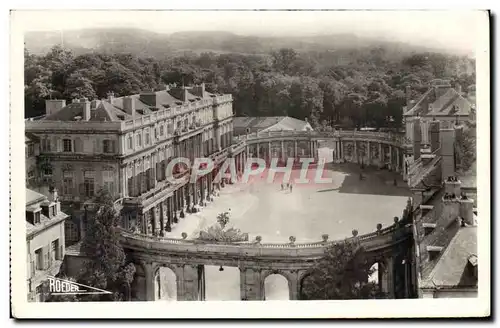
[300,240,384,300]
[25,45,475,131]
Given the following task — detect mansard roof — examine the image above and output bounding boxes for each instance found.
[421,226,477,289]
[404,86,474,118]
[41,88,219,122]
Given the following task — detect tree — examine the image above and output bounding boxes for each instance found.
[78,189,136,301]
[300,240,383,300]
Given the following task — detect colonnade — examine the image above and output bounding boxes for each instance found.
[132,255,403,301]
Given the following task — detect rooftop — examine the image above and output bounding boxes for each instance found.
[233,116,312,135]
[404,85,474,118]
[421,226,477,288]
[42,88,218,122]
[26,189,46,206]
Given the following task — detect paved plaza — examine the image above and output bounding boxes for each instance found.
[158,148,410,301]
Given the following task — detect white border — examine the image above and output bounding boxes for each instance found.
[9,7,491,319]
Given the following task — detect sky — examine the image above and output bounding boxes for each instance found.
[14,10,487,55]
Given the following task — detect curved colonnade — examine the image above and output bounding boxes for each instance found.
[122,130,415,301]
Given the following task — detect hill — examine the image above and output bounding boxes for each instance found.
[24,28,466,58]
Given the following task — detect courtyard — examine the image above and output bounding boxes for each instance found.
[157,147,411,301]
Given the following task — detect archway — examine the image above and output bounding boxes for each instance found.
[204,265,241,300]
[368,262,380,285]
[154,266,177,301]
[264,274,290,300]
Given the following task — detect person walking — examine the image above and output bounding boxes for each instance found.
[290,183,293,193]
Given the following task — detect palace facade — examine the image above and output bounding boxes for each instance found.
[25,84,240,243]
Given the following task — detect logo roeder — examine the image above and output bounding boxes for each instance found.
[48,276,112,296]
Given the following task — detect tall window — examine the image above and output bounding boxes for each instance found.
[102,170,115,194]
[103,140,114,153]
[65,220,79,245]
[34,248,43,270]
[28,144,35,156]
[159,125,164,137]
[127,135,133,150]
[63,139,73,152]
[136,133,142,148]
[84,171,95,197]
[145,129,150,146]
[62,171,74,195]
[50,240,58,262]
[41,139,51,152]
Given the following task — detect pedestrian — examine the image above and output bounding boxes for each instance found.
[290,183,293,193]
[281,183,284,190]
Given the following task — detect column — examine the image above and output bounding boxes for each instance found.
[256,143,260,158]
[152,152,157,189]
[378,142,383,166]
[143,261,156,301]
[367,141,371,165]
[267,142,271,162]
[294,140,298,159]
[121,166,127,197]
[165,200,172,232]
[396,148,400,172]
[200,176,205,206]
[152,206,158,236]
[280,141,285,161]
[131,160,137,197]
[381,258,395,298]
[240,268,263,300]
[354,140,358,163]
[388,145,393,170]
[159,202,166,236]
[341,140,345,162]
[178,265,200,301]
[172,193,178,223]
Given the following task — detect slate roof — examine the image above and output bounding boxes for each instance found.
[404,86,474,118]
[421,226,477,288]
[26,189,46,206]
[233,116,311,135]
[41,88,218,122]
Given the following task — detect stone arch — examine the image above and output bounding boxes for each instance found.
[298,269,317,300]
[153,263,179,301]
[261,269,293,300]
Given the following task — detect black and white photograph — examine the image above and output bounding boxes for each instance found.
[9,9,490,319]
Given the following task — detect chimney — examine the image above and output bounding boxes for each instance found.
[413,118,422,160]
[45,99,66,116]
[123,96,136,116]
[192,83,206,98]
[429,120,440,152]
[183,88,189,102]
[440,128,455,181]
[458,193,474,225]
[82,99,91,121]
[455,83,462,95]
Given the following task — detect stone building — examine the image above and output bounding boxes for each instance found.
[232,116,313,136]
[407,118,478,298]
[26,188,68,302]
[233,116,314,163]
[25,83,238,242]
[402,79,476,176]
